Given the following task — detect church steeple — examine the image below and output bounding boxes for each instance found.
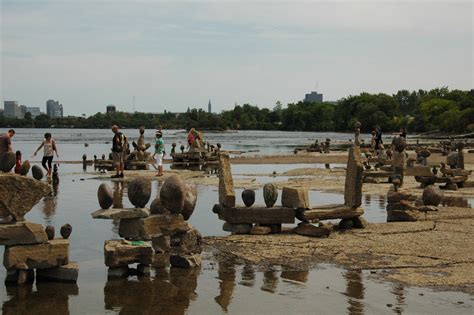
[208,99,212,113]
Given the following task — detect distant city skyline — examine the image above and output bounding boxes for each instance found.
[1,0,472,116]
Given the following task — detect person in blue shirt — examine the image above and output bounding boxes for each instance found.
[153,130,165,176]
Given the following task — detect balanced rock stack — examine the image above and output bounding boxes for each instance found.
[214,149,367,238]
[0,174,78,284]
[386,184,441,222]
[92,175,202,278]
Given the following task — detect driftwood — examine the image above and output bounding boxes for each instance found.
[296,204,364,222]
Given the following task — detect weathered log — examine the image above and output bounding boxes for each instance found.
[220,206,295,224]
[296,204,364,222]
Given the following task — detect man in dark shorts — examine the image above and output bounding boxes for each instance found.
[111,125,127,178]
[0,129,15,156]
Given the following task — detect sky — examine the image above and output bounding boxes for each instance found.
[1,0,473,116]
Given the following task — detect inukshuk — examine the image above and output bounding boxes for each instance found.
[92,175,202,278]
[0,174,78,284]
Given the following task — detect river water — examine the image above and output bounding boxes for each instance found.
[0,129,472,314]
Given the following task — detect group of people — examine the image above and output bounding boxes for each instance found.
[111,125,165,178]
[370,126,407,154]
[0,129,59,179]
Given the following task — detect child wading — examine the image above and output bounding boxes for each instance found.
[33,133,59,179]
[153,130,165,176]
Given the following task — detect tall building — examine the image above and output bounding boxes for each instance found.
[304,91,323,103]
[25,107,41,118]
[208,99,212,113]
[4,101,21,118]
[106,105,116,114]
[46,100,63,118]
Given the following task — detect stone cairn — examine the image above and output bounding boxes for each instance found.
[0,174,78,284]
[213,148,366,238]
[386,183,441,222]
[130,126,152,162]
[92,175,202,278]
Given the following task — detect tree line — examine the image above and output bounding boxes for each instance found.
[1,87,473,134]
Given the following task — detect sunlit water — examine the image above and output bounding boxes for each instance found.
[0,133,473,313]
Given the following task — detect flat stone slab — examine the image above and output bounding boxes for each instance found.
[104,239,153,267]
[0,174,51,221]
[91,207,150,220]
[170,254,201,268]
[405,166,433,177]
[4,239,69,270]
[293,222,332,237]
[296,204,364,222]
[119,214,190,240]
[218,152,236,207]
[0,221,48,246]
[36,261,79,282]
[281,187,309,208]
[220,207,295,224]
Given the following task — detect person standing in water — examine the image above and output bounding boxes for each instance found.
[111,125,127,178]
[33,132,59,178]
[153,130,165,176]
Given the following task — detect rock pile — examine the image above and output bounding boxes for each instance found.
[386,184,440,222]
[0,174,78,284]
[92,176,202,278]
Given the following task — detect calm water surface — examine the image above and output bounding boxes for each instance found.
[0,132,473,314]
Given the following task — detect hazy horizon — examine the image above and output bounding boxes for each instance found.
[1,0,473,116]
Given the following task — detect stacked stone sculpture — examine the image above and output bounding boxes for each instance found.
[214,149,367,238]
[0,174,78,284]
[92,176,202,278]
[386,184,440,222]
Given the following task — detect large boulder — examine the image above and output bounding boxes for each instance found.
[0,174,50,221]
[128,177,151,208]
[0,152,16,172]
[32,165,44,180]
[97,183,114,209]
[422,185,443,206]
[263,183,278,208]
[160,175,185,213]
[447,152,459,168]
[182,183,197,220]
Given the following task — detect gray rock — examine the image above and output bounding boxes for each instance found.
[0,152,16,172]
[392,137,407,153]
[212,204,223,214]
[20,160,31,176]
[263,183,278,208]
[97,183,114,209]
[230,223,252,235]
[241,189,255,207]
[250,225,272,235]
[91,207,150,220]
[0,221,48,245]
[36,262,79,282]
[128,177,151,208]
[107,266,130,278]
[60,223,72,239]
[422,185,443,206]
[293,222,331,237]
[45,225,55,240]
[344,147,363,208]
[351,217,367,229]
[160,175,185,213]
[182,183,197,220]
[32,165,44,180]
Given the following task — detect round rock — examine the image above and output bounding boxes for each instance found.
[127,177,151,208]
[392,137,406,153]
[20,160,31,176]
[263,183,278,208]
[150,197,167,215]
[45,225,55,240]
[0,152,16,172]
[60,224,72,239]
[418,149,431,158]
[31,165,44,180]
[212,204,223,214]
[447,152,458,167]
[241,189,255,207]
[422,185,443,206]
[97,183,114,209]
[182,183,197,220]
[160,174,185,213]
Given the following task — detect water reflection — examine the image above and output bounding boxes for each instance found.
[344,270,365,315]
[3,282,78,315]
[215,259,236,312]
[391,283,406,314]
[103,267,199,314]
[280,270,309,284]
[239,263,256,287]
[261,268,279,293]
[42,184,58,225]
[365,195,371,207]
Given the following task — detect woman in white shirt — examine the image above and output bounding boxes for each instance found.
[33,132,59,178]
